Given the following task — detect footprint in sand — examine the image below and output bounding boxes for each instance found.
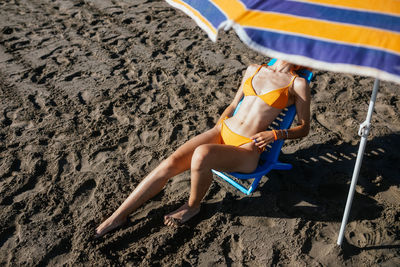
[0,225,16,250]
[139,129,160,147]
[10,38,30,51]
[30,65,49,85]
[374,103,400,131]
[0,224,17,266]
[64,71,82,82]
[168,91,185,110]
[347,221,396,248]
[138,96,156,114]
[239,216,276,228]
[71,178,97,208]
[27,94,41,110]
[316,112,355,141]
[113,105,130,125]
[221,234,245,263]
[0,156,21,179]
[39,238,72,266]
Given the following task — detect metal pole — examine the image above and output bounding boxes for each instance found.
[337,79,380,246]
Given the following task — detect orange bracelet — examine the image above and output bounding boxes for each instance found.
[272,130,278,141]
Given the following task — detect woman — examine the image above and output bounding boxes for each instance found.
[96,59,310,236]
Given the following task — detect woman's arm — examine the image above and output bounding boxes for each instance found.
[215,65,259,126]
[287,77,311,139]
[271,77,310,140]
[251,77,310,149]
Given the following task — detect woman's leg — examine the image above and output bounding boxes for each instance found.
[164,143,259,226]
[95,127,222,237]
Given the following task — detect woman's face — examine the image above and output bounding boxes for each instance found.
[274,59,302,71]
[277,59,293,67]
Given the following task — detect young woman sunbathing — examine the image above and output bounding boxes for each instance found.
[95,59,311,237]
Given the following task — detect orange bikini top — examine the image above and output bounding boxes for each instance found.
[243,65,298,109]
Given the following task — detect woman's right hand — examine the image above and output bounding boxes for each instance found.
[251,130,275,150]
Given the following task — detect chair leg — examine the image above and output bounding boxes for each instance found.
[248,175,263,194]
[212,170,256,195]
[273,162,293,170]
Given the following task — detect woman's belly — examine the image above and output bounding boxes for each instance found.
[230,97,283,134]
[224,108,281,138]
[223,117,254,139]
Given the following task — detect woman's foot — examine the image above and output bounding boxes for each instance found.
[164,203,200,227]
[95,215,127,238]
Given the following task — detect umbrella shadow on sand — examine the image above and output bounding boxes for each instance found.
[208,133,399,220]
[275,134,399,220]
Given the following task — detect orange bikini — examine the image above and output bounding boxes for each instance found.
[220,65,297,147]
[220,119,253,147]
[243,64,298,109]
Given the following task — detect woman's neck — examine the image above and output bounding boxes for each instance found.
[269,60,292,73]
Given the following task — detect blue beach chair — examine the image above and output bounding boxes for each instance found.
[212,59,313,195]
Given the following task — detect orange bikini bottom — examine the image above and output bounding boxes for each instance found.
[220,119,253,147]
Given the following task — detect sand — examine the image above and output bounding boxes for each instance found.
[1,0,399,266]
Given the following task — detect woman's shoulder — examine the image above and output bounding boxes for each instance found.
[244,64,260,75]
[248,64,260,69]
[292,75,310,96]
[294,74,307,86]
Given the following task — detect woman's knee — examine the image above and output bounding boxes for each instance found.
[191,145,213,171]
[161,153,187,175]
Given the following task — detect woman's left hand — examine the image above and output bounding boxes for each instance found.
[251,131,275,150]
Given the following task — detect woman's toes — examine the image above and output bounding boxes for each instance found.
[95,217,127,238]
[164,216,181,227]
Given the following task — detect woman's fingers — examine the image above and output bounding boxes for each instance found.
[254,137,272,147]
[251,135,260,142]
[252,131,276,147]
[254,140,267,149]
[252,133,266,143]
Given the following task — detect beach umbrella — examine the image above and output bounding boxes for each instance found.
[165,0,400,246]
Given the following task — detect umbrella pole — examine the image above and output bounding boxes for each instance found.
[337,78,380,246]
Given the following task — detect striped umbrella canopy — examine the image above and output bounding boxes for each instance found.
[166,0,400,84]
[166,0,400,246]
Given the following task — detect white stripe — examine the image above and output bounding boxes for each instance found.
[166,0,218,42]
[233,24,400,85]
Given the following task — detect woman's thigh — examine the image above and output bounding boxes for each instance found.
[168,127,222,171]
[192,144,260,174]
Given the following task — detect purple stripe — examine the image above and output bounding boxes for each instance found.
[182,0,227,29]
[240,0,400,32]
[244,28,400,76]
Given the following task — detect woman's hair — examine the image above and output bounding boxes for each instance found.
[275,60,311,72]
[291,64,312,73]
[291,65,302,71]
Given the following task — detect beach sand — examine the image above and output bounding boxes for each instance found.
[1,0,399,266]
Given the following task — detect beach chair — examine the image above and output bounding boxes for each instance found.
[212,60,313,195]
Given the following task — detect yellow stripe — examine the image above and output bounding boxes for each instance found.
[213,0,247,20]
[170,0,217,35]
[298,0,400,16]
[213,0,400,54]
